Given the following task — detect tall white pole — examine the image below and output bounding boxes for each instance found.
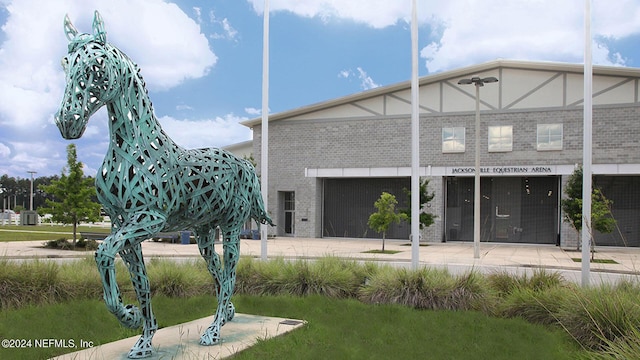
[581,0,593,286]
[28,171,37,211]
[260,0,270,261]
[473,85,481,259]
[410,0,420,269]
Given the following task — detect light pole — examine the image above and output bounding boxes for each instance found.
[0,186,4,225]
[27,171,37,211]
[0,186,5,212]
[457,76,498,259]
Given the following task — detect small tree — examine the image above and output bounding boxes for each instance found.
[561,166,616,255]
[39,144,102,245]
[400,178,436,230]
[368,192,407,251]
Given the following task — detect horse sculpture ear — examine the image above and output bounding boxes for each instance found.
[92,10,107,44]
[63,14,78,41]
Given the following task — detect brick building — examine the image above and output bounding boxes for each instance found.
[241,60,640,248]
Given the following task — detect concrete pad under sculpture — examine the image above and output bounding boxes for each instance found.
[52,314,305,360]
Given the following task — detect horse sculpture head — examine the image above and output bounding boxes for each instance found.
[56,11,118,139]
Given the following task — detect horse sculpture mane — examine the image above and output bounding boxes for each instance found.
[55,11,273,358]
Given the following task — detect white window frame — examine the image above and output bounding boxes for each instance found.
[537,124,563,151]
[488,125,513,152]
[442,127,465,153]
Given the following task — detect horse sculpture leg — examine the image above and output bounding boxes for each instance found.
[119,246,158,359]
[198,227,241,345]
[95,212,165,358]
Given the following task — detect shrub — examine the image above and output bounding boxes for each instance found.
[486,271,521,297]
[43,238,73,250]
[0,260,62,308]
[75,238,99,250]
[448,271,496,313]
[558,285,640,351]
[277,257,362,298]
[499,286,571,326]
[236,257,287,295]
[359,267,456,309]
[237,257,368,298]
[582,325,640,360]
[56,257,103,300]
[147,259,212,297]
[487,269,565,297]
[527,269,565,292]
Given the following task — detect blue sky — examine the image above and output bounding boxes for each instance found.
[1,0,639,178]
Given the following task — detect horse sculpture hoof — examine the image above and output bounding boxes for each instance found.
[199,324,221,346]
[127,327,156,359]
[127,344,153,359]
[119,304,143,329]
[127,347,153,359]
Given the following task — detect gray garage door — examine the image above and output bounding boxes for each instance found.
[323,178,410,239]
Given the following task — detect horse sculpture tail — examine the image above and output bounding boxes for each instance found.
[250,173,274,227]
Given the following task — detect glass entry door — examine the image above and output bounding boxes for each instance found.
[445,176,558,244]
[283,192,295,235]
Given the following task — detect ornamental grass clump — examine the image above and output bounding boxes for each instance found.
[499,286,572,326]
[236,257,287,295]
[447,270,495,313]
[236,257,367,298]
[275,257,362,298]
[527,268,565,292]
[56,256,103,300]
[359,267,456,309]
[0,259,62,308]
[558,283,640,351]
[581,325,640,360]
[492,269,572,325]
[147,259,212,298]
[487,269,565,297]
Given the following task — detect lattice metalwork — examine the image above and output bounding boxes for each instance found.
[55,11,273,358]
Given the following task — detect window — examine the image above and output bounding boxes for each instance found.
[442,127,465,153]
[537,124,563,150]
[488,125,513,152]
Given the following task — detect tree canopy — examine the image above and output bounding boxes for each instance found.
[39,144,102,243]
[561,166,616,249]
[400,178,436,230]
[368,192,407,251]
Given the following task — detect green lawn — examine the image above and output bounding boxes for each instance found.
[0,225,109,242]
[0,295,581,360]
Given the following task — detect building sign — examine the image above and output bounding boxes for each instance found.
[448,165,555,176]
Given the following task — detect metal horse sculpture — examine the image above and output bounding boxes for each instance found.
[55,11,273,358]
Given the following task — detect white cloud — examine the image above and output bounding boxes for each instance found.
[0,142,10,158]
[220,18,238,40]
[193,6,202,24]
[0,0,216,132]
[356,67,379,90]
[157,114,252,149]
[338,69,351,79]
[176,104,194,111]
[3,140,67,176]
[420,1,640,72]
[338,67,379,90]
[244,107,263,116]
[247,0,412,28]
[247,0,640,73]
[209,10,239,41]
